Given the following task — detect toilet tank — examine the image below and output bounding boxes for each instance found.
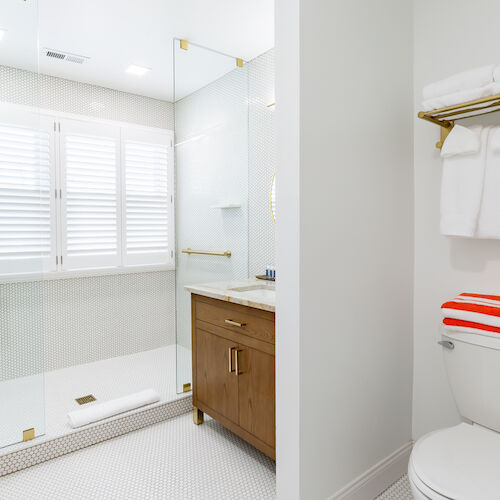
[441,330,500,433]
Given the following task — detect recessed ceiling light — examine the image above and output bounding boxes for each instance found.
[125,65,151,76]
[0,29,7,41]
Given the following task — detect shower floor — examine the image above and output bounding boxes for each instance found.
[0,344,192,456]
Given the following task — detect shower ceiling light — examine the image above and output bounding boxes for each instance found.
[125,64,151,76]
[0,29,7,41]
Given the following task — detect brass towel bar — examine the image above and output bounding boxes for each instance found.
[418,93,500,149]
[182,248,232,258]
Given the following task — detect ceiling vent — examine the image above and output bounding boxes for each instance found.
[44,48,89,65]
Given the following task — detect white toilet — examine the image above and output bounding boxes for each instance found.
[409,330,500,499]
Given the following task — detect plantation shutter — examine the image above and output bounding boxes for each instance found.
[122,128,173,266]
[59,119,121,270]
[0,111,56,274]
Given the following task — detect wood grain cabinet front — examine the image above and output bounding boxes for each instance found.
[191,294,276,459]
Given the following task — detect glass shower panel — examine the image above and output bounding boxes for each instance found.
[0,0,46,448]
[174,40,249,393]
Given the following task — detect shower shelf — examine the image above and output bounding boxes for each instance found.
[418,93,500,149]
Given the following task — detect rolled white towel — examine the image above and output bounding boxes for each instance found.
[422,82,500,111]
[440,125,487,237]
[67,389,160,428]
[423,64,494,101]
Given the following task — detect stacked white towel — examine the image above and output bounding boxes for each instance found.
[441,125,500,239]
[422,64,500,111]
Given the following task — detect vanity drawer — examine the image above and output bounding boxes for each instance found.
[193,295,275,344]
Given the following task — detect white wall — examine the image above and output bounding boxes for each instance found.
[413,0,500,440]
[275,0,300,496]
[276,0,414,498]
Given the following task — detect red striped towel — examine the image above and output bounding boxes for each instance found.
[441,293,500,328]
[443,317,500,336]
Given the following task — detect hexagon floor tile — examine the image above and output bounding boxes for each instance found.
[0,413,276,500]
[376,474,413,499]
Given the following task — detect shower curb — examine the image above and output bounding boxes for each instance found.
[0,395,191,477]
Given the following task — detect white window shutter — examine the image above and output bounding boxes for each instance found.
[122,128,174,266]
[0,109,56,275]
[59,119,121,270]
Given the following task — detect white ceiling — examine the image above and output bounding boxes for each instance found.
[0,0,274,102]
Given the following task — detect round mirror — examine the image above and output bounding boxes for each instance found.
[270,173,276,223]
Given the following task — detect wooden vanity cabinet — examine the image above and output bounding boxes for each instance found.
[191,294,276,460]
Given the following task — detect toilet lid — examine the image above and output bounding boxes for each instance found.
[412,423,500,499]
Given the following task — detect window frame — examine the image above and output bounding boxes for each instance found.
[0,103,175,281]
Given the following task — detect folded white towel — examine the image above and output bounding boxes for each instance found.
[423,65,494,101]
[67,389,160,428]
[422,82,500,111]
[441,124,482,158]
[477,127,500,238]
[440,125,488,237]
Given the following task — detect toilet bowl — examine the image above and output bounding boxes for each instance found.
[409,423,500,499]
[409,331,500,499]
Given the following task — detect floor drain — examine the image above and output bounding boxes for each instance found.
[75,394,96,405]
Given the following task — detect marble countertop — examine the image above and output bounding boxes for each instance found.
[185,279,275,312]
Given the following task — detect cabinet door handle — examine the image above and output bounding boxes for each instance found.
[225,319,246,328]
[235,348,244,376]
[228,347,236,373]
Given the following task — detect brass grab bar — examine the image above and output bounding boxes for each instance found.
[182,248,231,258]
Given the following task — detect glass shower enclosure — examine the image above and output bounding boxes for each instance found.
[0,0,46,448]
[174,40,249,393]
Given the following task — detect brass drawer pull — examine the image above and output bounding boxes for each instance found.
[228,347,236,373]
[225,319,246,328]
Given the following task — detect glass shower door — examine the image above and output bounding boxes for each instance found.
[174,40,249,393]
[0,0,46,448]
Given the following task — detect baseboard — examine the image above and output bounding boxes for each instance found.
[329,441,414,500]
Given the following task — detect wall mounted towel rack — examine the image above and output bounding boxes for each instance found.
[418,93,500,149]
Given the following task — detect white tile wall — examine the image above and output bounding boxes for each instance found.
[249,49,276,277]
[0,65,174,129]
[0,281,44,381]
[0,271,176,379]
[0,66,176,378]
[174,61,250,359]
